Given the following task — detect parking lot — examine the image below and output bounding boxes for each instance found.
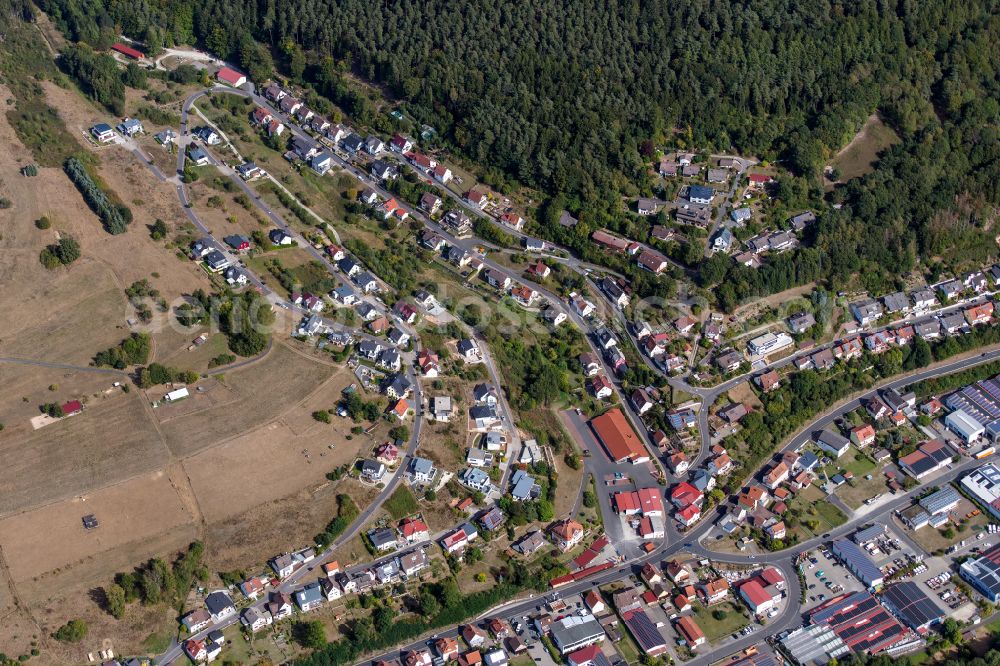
[800,545,865,611]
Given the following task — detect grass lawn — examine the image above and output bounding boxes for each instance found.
[786,486,847,540]
[841,447,877,477]
[691,601,750,642]
[614,630,641,665]
[907,497,990,554]
[140,629,173,654]
[384,485,420,520]
[827,114,900,182]
[838,474,890,509]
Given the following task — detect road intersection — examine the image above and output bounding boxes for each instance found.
[134,82,1000,665]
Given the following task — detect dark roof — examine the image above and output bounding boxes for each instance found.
[622,610,667,653]
[832,539,883,584]
[205,591,234,615]
[881,581,943,629]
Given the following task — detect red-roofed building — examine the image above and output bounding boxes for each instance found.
[739,579,776,614]
[851,423,877,447]
[111,43,144,59]
[747,173,773,187]
[590,408,650,464]
[526,261,551,279]
[584,589,605,614]
[677,504,701,527]
[670,482,702,509]
[674,616,706,647]
[399,517,429,543]
[637,488,663,516]
[216,67,247,87]
[61,400,83,417]
[566,644,609,666]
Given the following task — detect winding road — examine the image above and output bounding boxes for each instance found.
[124,80,1000,666]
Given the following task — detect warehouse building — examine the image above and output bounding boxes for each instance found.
[946,409,986,443]
[781,624,849,665]
[621,610,668,656]
[897,439,954,479]
[961,462,1000,519]
[590,408,650,464]
[880,582,944,634]
[832,539,884,590]
[853,524,886,545]
[549,613,607,654]
[960,543,1000,603]
[809,591,911,654]
[917,486,960,517]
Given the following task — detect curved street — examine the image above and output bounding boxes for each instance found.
[136,82,1000,666]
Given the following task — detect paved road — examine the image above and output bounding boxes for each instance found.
[150,91,431,666]
[141,82,1000,665]
[360,344,1000,666]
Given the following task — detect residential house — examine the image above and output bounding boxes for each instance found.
[549,519,584,552]
[205,591,236,623]
[295,582,324,612]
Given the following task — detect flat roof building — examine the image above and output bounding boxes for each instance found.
[961,462,1000,519]
[881,582,943,634]
[960,543,1000,603]
[946,409,986,443]
[549,614,606,654]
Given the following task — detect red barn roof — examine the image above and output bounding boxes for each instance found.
[112,43,143,59]
[216,67,246,86]
[61,400,83,416]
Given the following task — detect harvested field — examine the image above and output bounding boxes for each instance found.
[0,470,193,582]
[184,407,364,523]
[157,342,337,457]
[0,391,168,515]
[204,478,377,573]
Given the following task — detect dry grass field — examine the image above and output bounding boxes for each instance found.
[0,390,169,515]
[0,74,405,660]
[826,113,900,186]
[0,471,193,583]
[157,342,337,457]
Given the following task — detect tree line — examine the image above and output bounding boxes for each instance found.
[63,156,131,235]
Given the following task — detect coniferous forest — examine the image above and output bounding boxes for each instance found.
[27,0,1000,300]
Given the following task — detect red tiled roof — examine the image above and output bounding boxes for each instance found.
[112,43,143,59]
[591,408,647,463]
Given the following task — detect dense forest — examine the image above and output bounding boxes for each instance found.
[26,0,1000,301]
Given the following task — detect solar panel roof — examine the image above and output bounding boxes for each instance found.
[881,582,943,629]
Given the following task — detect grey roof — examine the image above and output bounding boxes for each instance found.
[882,291,909,313]
[296,582,324,605]
[831,538,883,585]
[815,429,849,451]
[510,469,540,500]
[852,523,885,544]
[205,591,234,615]
[881,581,943,630]
[781,624,848,665]
[918,486,960,515]
[470,405,499,421]
[549,614,606,653]
[368,527,397,549]
[410,457,435,475]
